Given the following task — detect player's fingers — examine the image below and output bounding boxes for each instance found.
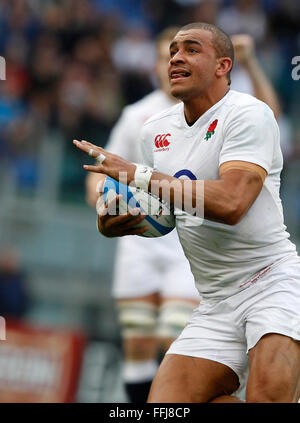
[80,140,95,147]
[81,140,107,153]
[83,165,103,172]
[117,213,147,230]
[73,140,102,158]
[97,212,146,236]
[73,139,95,153]
[121,226,150,236]
[107,210,145,226]
[80,140,107,156]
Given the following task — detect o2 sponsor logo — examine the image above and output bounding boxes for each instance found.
[173,169,204,222]
[173,169,197,180]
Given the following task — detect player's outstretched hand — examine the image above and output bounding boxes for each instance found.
[73,139,136,184]
[96,194,149,238]
[231,34,255,67]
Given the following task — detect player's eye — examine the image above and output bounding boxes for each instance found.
[170,50,177,57]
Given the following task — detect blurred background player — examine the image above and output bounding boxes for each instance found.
[86,27,200,403]
[85,25,281,403]
[230,33,280,119]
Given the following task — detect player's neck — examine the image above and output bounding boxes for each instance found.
[183,87,230,125]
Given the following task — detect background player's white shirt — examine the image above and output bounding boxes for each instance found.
[230,65,254,97]
[105,89,199,299]
[141,89,298,300]
[106,90,172,163]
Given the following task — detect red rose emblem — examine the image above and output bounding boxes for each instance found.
[204,119,218,140]
[207,119,218,133]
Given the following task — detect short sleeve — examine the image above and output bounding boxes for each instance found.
[219,103,279,174]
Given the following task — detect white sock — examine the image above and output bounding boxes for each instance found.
[123,359,158,383]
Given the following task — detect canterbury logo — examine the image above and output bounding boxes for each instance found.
[154,133,171,148]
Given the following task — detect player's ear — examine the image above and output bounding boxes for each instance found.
[215,57,232,79]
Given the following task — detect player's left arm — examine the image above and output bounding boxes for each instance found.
[231,34,280,120]
[146,162,266,225]
[216,160,267,224]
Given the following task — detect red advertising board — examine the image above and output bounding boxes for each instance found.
[0,320,85,402]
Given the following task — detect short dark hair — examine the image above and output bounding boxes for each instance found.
[179,22,234,85]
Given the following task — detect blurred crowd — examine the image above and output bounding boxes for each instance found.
[0,0,299,196]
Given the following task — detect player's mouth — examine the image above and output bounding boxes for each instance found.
[170,69,191,82]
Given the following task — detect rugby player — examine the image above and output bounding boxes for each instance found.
[75,23,300,402]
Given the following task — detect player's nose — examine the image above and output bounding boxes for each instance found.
[170,50,185,65]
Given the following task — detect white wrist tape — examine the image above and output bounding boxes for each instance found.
[134,164,153,191]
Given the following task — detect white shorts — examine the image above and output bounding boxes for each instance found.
[112,230,200,301]
[167,255,300,384]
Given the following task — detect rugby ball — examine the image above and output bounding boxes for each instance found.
[101,176,175,238]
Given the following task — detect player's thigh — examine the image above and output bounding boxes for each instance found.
[117,293,160,360]
[148,353,240,403]
[247,333,300,402]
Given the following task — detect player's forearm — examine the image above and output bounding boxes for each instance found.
[242,58,280,119]
[149,172,244,225]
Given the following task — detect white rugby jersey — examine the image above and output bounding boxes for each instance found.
[141,89,298,300]
[105,90,199,298]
